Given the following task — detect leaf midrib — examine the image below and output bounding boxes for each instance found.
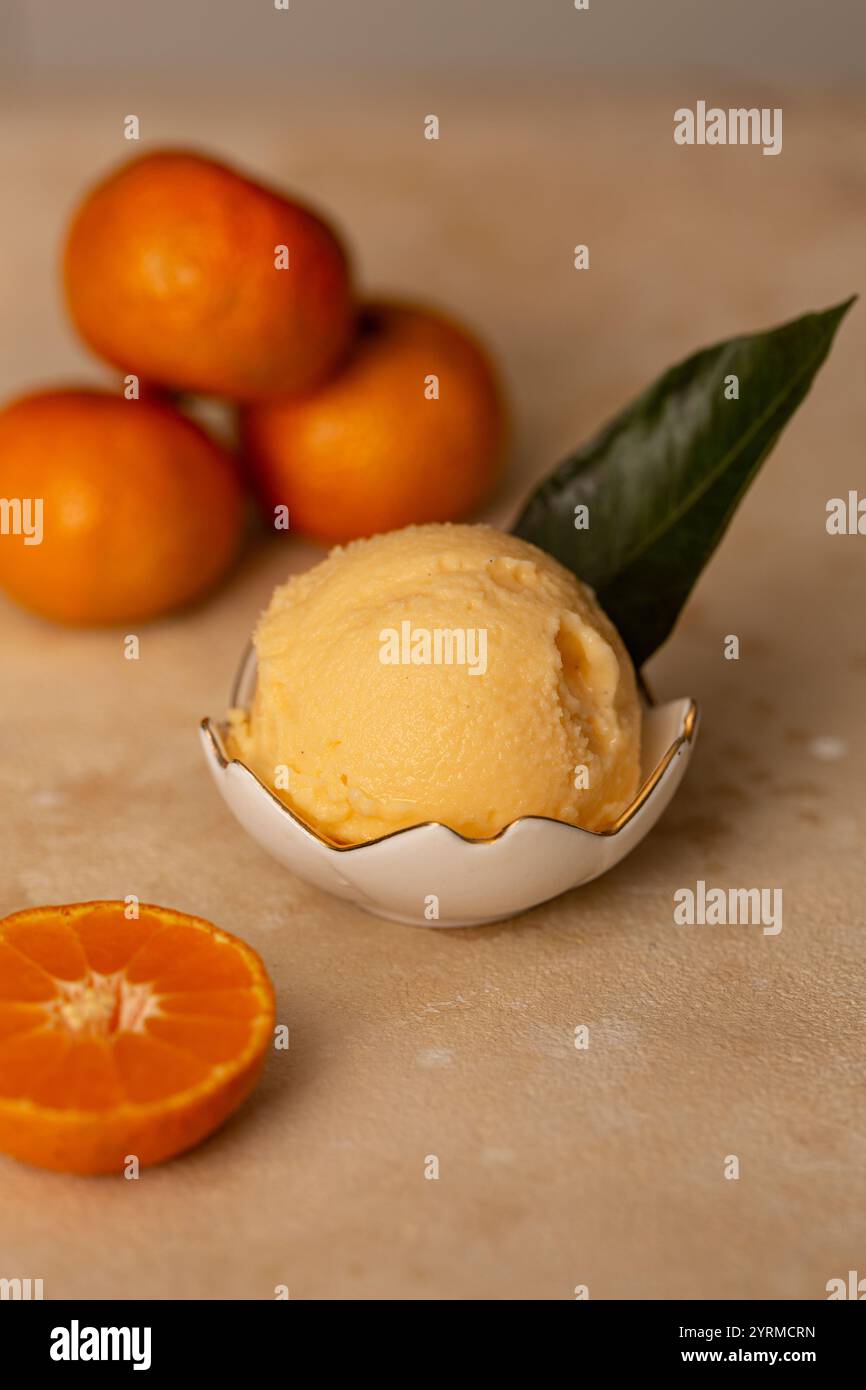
[600,333,833,580]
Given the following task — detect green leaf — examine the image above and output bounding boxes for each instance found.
[513,298,855,668]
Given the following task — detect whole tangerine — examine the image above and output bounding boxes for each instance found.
[64,149,354,401]
[0,388,244,625]
[242,301,505,545]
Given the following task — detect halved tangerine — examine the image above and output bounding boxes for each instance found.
[0,902,275,1173]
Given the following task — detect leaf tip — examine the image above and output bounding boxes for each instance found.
[829,293,858,321]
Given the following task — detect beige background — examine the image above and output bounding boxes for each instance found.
[1,51,865,1300]
[3,0,866,79]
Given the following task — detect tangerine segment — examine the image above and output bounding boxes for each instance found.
[0,903,275,1174]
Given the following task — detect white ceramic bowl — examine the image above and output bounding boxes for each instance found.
[200,646,698,927]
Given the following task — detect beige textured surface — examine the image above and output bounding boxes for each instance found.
[1,79,864,1300]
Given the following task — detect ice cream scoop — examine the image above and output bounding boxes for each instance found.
[225,524,642,844]
[201,653,696,926]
